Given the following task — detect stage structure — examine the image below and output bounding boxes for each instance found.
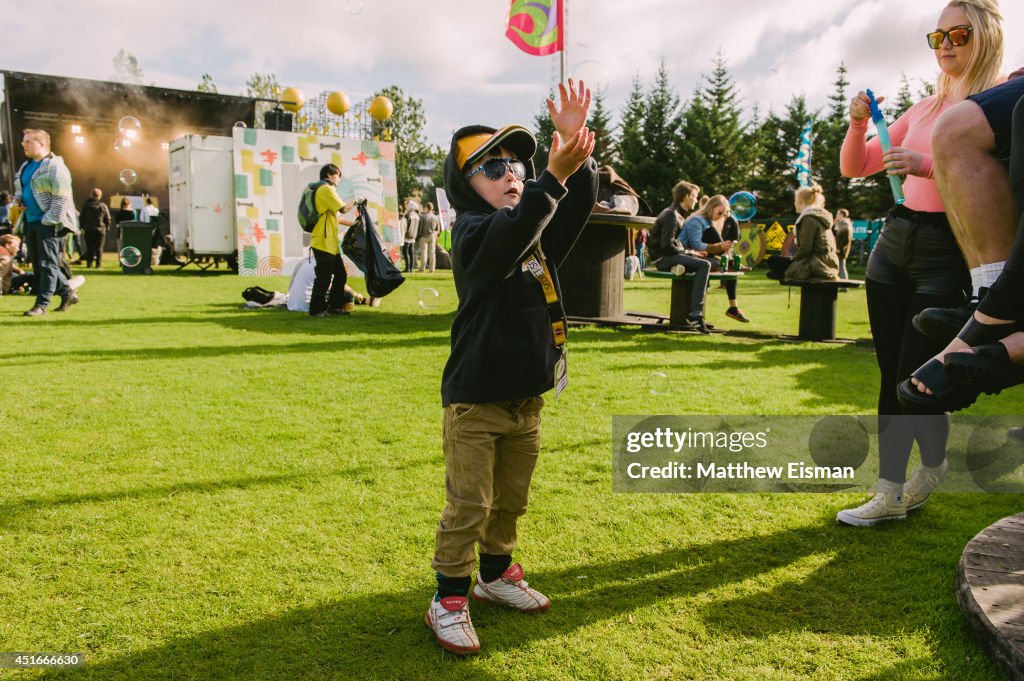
[0,70,256,211]
[294,91,383,140]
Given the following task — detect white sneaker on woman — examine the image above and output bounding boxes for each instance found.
[904,459,948,511]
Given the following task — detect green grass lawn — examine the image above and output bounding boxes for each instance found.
[1,264,1022,680]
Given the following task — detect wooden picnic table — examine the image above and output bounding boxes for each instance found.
[558,213,655,321]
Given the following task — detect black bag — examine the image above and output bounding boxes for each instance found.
[343,205,404,298]
[341,218,367,272]
[242,286,275,305]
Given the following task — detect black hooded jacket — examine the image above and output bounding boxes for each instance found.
[440,125,599,406]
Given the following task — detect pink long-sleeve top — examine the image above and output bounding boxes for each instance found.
[840,96,953,213]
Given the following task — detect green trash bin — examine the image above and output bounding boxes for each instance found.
[118,221,154,274]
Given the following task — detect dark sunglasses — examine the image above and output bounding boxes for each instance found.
[926,25,972,49]
[465,157,526,181]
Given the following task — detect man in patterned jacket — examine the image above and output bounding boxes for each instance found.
[14,129,79,316]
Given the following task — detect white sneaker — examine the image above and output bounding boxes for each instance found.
[837,480,907,526]
[424,595,479,655]
[904,460,948,511]
[472,563,550,613]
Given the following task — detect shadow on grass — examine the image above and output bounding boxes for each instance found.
[38,499,1016,680]
[570,326,877,410]
[0,472,368,530]
[1,312,456,367]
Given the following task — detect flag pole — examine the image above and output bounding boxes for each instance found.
[560,0,566,83]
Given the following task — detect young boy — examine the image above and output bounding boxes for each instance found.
[308,163,357,317]
[426,80,598,655]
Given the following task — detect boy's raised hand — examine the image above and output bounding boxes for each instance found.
[547,126,595,185]
[545,79,591,141]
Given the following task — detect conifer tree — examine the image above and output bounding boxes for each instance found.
[694,52,747,196]
[815,63,853,212]
[531,91,557,173]
[589,90,616,166]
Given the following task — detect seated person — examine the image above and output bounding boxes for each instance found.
[286,257,377,313]
[0,234,31,295]
[648,180,712,333]
[681,195,749,322]
[900,92,1024,412]
[833,208,853,279]
[784,184,840,281]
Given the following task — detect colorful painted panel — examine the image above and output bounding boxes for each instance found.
[232,128,399,276]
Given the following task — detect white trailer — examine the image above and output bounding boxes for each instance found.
[167,135,236,265]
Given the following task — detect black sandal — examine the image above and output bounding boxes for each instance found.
[897,359,969,413]
[945,343,1024,398]
[956,316,1023,347]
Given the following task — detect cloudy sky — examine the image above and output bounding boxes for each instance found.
[4,0,1024,147]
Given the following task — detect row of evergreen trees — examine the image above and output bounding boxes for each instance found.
[531,55,931,221]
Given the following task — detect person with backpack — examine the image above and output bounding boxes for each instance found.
[79,188,111,268]
[302,163,357,317]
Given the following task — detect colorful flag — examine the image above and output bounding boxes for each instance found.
[506,0,564,56]
[792,117,813,187]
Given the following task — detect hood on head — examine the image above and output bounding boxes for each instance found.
[443,125,537,214]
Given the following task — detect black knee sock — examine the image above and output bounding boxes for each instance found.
[436,574,472,599]
[479,553,512,583]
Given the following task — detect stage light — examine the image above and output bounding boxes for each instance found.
[70,124,82,134]
[74,135,85,145]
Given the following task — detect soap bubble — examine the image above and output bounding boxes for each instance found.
[729,191,757,222]
[346,0,363,14]
[119,246,142,268]
[418,287,440,310]
[119,168,138,187]
[648,371,669,396]
[571,59,610,96]
[118,115,141,139]
[113,137,132,153]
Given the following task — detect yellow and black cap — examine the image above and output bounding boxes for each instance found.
[455,125,537,172]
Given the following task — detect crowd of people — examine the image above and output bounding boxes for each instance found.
[1,129,168,312]
[400,197,444,273]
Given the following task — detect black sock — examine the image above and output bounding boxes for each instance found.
[479,554,512,583]
[436,574,471,599]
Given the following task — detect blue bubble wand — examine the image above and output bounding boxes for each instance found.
[866,89,905,205]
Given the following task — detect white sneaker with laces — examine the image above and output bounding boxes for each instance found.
[424,595,480,655]
[904,459,948,511]
[472,563,550,613]
[836,479,907,526]
[836,493,907,526]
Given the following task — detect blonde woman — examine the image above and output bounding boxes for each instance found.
[784,184,839,281]
[680,194,749,322]
[837,0,1004,526]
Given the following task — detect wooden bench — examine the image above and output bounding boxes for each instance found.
[643,268,743,327]
[781,278,864,341]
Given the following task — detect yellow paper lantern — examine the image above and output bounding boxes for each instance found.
[369,95,393,121]
[327,91,351,116]
[280,87,304,112]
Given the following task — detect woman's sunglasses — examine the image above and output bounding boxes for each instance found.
[926,25,972,50]
[465,157,526,181]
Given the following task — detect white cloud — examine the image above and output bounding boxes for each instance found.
[3,0,1023,145]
